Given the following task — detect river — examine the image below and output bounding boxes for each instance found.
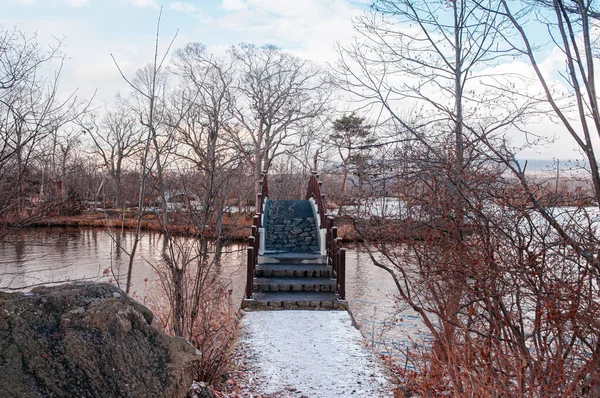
[0,226,425,361]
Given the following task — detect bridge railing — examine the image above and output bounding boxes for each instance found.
[306,171,345,300]
[306,171,326,228]
[246,173,268,299]
[256,172,268,227]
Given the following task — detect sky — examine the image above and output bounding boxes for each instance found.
[0,0,591,161]
[2,0,368,106]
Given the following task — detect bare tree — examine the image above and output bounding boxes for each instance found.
[84,104,143,209]
[111,9,176,294]
[492,0,600,261]
[331,0,600,395]
[113,24,241,382]
[227,44,331,192]
[162,41,242,336]
[0,26,85,236]
[330,0,600,395]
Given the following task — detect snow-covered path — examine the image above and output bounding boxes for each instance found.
[236,310,395,397]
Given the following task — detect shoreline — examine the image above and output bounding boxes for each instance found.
[19,210,254,241]
[10,210,369,242]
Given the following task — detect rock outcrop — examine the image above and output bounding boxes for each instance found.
[0,283,200,398]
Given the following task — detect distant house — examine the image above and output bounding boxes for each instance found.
[162,190,201,212]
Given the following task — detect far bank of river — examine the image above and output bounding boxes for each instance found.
[23,209,370,241]
[25,210,255,240]
[0,226,424,363]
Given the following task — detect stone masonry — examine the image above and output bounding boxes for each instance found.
[265,200,319,253]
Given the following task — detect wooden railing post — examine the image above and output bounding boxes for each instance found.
[338,248,346,300]
[245,245,254,299]
[253,214,260,229]
[261,172,268,208]
[246,172,268,301]
[256,192,262,217]
[253,215,261,258]
[320,193,326,226]
[256,173,268,222]
[336,236,343,277]
[330,226,338,269]
[332,234,339,277]
[326,217,333,260]
[250,224,257,254]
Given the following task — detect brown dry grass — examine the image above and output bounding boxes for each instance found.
[24,210,254,240]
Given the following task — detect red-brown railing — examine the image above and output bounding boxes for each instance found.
[306,171,346,301]
[246,173,268,299]
[336,248,346,300]
[245,242,255,299]
[256,172,268,227]
[306,171,326,228]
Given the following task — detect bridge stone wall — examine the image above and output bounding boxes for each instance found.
[264,200,319,253]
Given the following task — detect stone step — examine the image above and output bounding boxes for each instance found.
[255,264,332,278]
[254,277,335,292]
[259,253,326,264]
[242,291,347,310]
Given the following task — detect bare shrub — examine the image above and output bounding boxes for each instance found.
[143,249,239,385]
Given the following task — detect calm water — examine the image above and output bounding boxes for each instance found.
[0,227,424,360]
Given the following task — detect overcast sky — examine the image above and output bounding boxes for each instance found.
[1,0,590,161]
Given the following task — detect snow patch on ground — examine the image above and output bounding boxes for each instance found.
[239,310,394,397]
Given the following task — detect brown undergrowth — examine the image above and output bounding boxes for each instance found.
[137,267,241,386]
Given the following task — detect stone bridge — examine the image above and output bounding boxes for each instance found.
[242,172,347,310]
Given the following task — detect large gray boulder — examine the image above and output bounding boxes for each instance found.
[0,283,200,397]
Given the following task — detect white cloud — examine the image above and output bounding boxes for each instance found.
[65,0,90,7]
[170,1,197,13]
[211,0,360,65]
[127,0,156,7]
[16,0,36,5]
[222,0,247,12]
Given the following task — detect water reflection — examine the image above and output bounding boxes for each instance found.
[13,236,26,264]
[0,227,425,357]
[344,246,427,362]
[0,227,160,296]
